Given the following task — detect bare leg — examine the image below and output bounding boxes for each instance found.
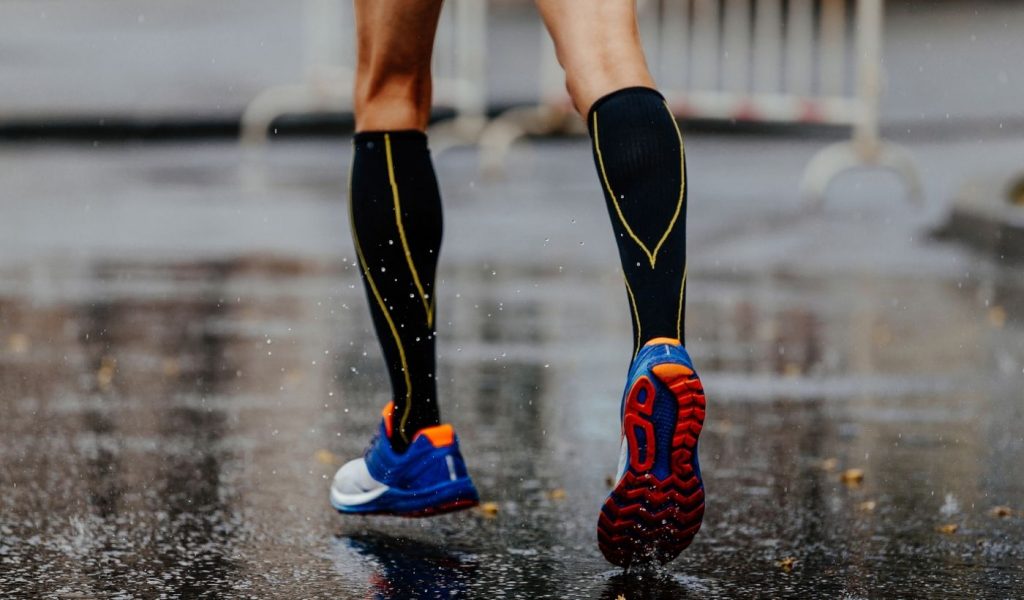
[353,0,444,131]
[534,0,655,114]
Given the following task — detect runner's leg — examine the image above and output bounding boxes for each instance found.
[350,0,445,451]
[536,0,688,352]
[537,0,706,567]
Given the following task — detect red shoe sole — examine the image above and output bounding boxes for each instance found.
[343,498,479,519]
[401,498,480,518]
[598,363,706,567]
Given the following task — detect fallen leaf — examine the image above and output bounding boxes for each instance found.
[7,333,29,354]
[314,449,338,466]
[936,523,958,534]
[858,500,877,512]
[161,357,180,377]
[840,468,864,486]
[778,557,796,573]
[988,306,1007,328]
[989,505,1013,518]
[96,356,117,390]
[605,474,616,488]
[820,458,839,472]
[479,501,499,517]
[548,488,566,500]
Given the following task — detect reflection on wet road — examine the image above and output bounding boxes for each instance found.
[1,141,1023,597]
[2,254,1022,598]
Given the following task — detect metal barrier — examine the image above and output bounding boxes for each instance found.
[240,0,488,147]
[481,0,922,206]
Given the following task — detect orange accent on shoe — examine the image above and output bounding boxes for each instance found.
[414,424,455,448]
[651,363,694,379]
[644,337,682,347]
[382,402,395,439]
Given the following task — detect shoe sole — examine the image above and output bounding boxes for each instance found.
[337,497,479,519]
[333,476,480,518]
[598,362,706,567]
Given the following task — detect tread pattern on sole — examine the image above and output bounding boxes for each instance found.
[598,362,706,567]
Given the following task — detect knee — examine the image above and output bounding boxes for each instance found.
[354,63,433,131]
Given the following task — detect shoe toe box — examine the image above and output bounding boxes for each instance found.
[332,457,384,495]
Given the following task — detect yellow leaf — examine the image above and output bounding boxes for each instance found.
[478,501,499,517]
[936,523,958,534]
[988,306,1007,328]
[96,356,117,390]
[989,505,1013,518]
[840,468,864,486]
[314,449,338,466]
[778,557,796,573]
[7,333,29,354]
[548,488,566,500]
[161,357,181,377]
[858,500,877,512]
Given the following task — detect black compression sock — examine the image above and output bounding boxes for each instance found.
[588,87,689,355]
[349,130,443,452]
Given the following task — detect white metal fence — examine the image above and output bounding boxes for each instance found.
[242,0,921,205]
[482,0,921,205]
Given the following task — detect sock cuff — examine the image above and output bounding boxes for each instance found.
[586,87,666,135]
[353,129,428,149]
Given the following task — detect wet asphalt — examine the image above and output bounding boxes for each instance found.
[1,136,1023,598]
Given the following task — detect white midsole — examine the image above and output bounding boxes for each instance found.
[615,436,629,485]
[330,481,390,507]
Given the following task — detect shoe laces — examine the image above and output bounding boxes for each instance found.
[362,432,380,460]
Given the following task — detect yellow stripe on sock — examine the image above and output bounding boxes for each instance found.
[623,275,642,357]
[349,156,414,444]
[591,105,686,269]
[384,133,435,329]
[660,101,687,269]
[676,263,688,341]
[668,101,688,342]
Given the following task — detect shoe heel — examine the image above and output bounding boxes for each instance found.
[598,360,707,567]
[651,363,705,480]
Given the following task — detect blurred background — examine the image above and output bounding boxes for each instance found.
[1,1,1022,598]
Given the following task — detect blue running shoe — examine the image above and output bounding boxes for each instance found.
[598,337,707,567]
[331,402,480,517]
